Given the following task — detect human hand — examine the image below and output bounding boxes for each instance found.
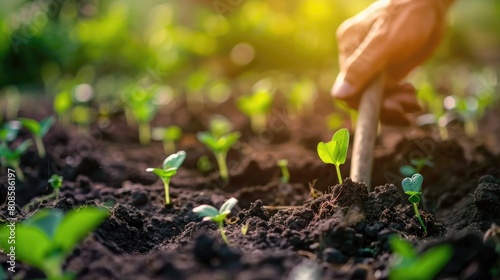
[331,0,455,125]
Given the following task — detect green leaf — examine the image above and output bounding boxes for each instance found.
[162,150,186,170]
[400,165,416,177]
[164,126,182,142]
[402,173,423,193]
[39,116,55,137]
[24,210,64,239]
[48,174,63,189]
[197,132,218,150]
[54,91,73,114]
[317,141,338,165]
[219,197,238,214]
[413,244,452,277]
[13,140,33,158]
[389,236,416,258]
[211,212,229,223]
[146,167,166,178]
[331,128,349,164]
[236,90,273,116]
[0,121,20,142]
[54,207,108,255]
[193,205,219,218]
[209,115,232,139]
[19,118,41,136]
[0,224,51,268]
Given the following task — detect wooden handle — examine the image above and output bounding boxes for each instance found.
[350,73,385,190]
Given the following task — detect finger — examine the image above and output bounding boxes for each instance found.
[332,16,390,100]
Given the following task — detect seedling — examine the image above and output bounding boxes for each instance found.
[197,155,213,174]
[0,207,108,280]
[193,197,238,244]
[19,116,55,158]
[400,158,434,177]
[152,125,183,154]
[0,140,32,181]
[53,90,73,127]
[236,89,273,133]
[402,173,427,235]
[287,78,317,115]
[209,115,232,139]
[0,121,20,145]
[317,128,349,184]
[122,85,159,145]
[389,235,452,279]
[146,151,186,205]
[241,220,250,235]
[277,159,290,183]
[49,174,64,200]
[23,174,64,210]
[197,131,240,181]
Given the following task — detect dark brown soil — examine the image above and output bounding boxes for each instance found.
[1,97,499,280]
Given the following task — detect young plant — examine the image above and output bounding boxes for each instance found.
[122,85,159,145]
[146,151,186,205]
[0,140,32,181]
[287,77,317,115]
[197,155,213,174]
[197,131,240,182]
[19,116,55,158]
[236,89,273,133]
[53,90,73,127]
[49,174,64,200]
[209,115,232,139]
[402,173,427,235]
[0,121,20,145]
[389,235,452,280]
[317,128,349,184]
[152,125,183,155]
[193,197,238,244]
[0,207,108,280]
[277,159,290,183]
[400,158,434,177]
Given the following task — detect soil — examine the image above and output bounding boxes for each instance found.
[1,95,499,280]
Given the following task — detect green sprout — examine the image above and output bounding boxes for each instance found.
[0,207,108,280]
[287,77,317,115]
[197,131,240,182]
[277,159,290,183]
[402,173,427,235]
[389,235,452,280]
[19,116,55,158]
[0,140,32,181]
[152,125,183,155]
[49,174,64,200]
[317,128,349,184]
[122,85,159,145]
[193,197,238,244]
[237,89,273,133]
[197,155,213,174]
[53,90,73,127]
[0,121,20,145]
[146,151,186,205]
[209,115,232,139]
[400,158,434,177]
[241,220,250,235]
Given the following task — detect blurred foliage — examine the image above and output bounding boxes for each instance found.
[0,0,499,104]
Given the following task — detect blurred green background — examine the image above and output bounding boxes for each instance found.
[0,0,499,97]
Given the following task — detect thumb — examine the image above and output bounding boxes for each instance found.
[332,17,390,100]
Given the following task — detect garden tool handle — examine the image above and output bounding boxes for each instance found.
[350,73,385,190]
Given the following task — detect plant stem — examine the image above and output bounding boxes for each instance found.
[44,256,64,280]
[218,221,228,244]
[35,136,46,158]
[215,152,229,182]
[10,160,25,181]
[161,178,171,205]
[280,166,290,183]
[335,164,343,184]
[413,203,427,235]
[139,122,151,145]
[55,189,59,201]
[251,114,267,134]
